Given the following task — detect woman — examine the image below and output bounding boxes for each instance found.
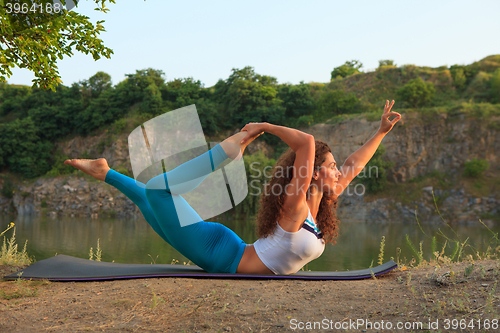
[65,100,400,275]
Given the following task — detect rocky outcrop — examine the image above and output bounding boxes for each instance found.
[5,176,142,218]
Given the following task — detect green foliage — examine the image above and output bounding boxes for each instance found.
[44,149,74,177]
[1,177,14,198]
[296,115,314,127]
[331,60,363,80]
[214,66,286,138]
[450,64,480,90]
[491,68,500,103]
[161,77,219,135]
[464,158,489,178]
[77,87,129,135]
[397,77,436,108]
[0,117,53,178]
[465,72,493,102]
[79,71,113,99]
[111,118,128,134]
[355,144,394,194]
[0,84,30,116]
[277,82,315,125]
[450,66,467,90]
[316,89,359,118]
[0,0,116,91]
[378,60,395,67]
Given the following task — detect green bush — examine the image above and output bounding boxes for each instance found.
[464,158,489,178]
[296,115,314,127]
[378,60,395,68]
[397,77,435,108]
[1,178,14,198]
[491,68,500,103]
[316,90,359,118]
[450,66,467,90]
[45,149,75,177]
[112,118,128,134]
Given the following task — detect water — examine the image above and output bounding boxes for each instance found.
[1,214,498,271]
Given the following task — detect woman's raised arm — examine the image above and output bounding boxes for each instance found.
[241,122,315,206]
[333,100,401,198]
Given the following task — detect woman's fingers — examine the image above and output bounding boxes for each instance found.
[384,100,395,113]
[384,111,400,119]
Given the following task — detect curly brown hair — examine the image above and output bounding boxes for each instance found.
[256,140,340,244]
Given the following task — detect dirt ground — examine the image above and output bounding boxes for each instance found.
[0,260,499,332]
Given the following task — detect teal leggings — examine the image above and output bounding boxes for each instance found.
[104,144,246,273]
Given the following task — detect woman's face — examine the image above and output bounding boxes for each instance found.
[314,152,342,194]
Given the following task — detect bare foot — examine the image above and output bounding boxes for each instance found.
[64,158,111,181]
[221,131,262,160]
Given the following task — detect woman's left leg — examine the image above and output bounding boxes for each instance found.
[104,169,171,245]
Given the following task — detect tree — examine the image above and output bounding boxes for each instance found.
[162,77,207,109]
[0,0,116,91]
[331,60,363,80]
[0,117,53,178]
[122,68,166,105]
[277,81,315,124]
[397,77,435,108]
[161,77,219,135]
[79,71,112,99]
[214,66,286,128]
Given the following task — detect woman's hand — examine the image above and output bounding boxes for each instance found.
[378,100,401,134]
[240,122,267,144]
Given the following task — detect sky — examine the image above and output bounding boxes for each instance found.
[7,0,500,88]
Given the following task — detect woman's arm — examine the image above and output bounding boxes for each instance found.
[240,122,312,151]
[333,100,401,198]
[241,122,315,207]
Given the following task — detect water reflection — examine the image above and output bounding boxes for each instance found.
[1,215,498,272]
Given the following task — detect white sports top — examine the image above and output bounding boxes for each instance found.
[253,208,325,275]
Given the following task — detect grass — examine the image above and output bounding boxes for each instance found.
[0,223,32,266]
[88,238,102,261]
[0,274,48,300]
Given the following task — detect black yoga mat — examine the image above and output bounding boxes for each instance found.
[3,255,398,281]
